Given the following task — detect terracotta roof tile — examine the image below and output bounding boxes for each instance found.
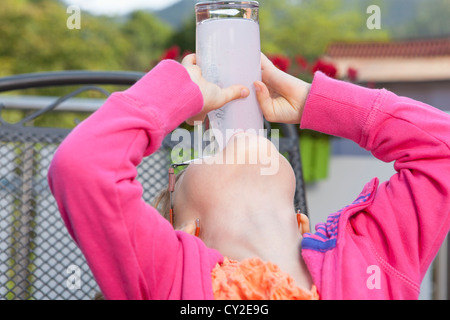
[327,38,450,58]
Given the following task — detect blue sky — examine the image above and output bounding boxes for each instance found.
[62,0,181,15]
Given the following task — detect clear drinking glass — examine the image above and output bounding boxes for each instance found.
[195,1,263,151]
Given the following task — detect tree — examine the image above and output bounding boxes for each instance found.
[121,11,173,71]
[0,0,174,76]
[0,0,175,129]
[169,16,196,57]
[258,0,389,60]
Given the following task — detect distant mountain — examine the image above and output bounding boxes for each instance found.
[153,0,450,39]
[153,0,198,30]
[154,0,422,33]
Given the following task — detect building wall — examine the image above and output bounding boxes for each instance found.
[330,57,450,83]
[379,80,450,111]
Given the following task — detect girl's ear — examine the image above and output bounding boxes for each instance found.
[178,219,200,237]
[179,221,195,235]
[297,213,310,235]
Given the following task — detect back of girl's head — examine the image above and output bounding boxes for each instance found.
[153,184,171,221]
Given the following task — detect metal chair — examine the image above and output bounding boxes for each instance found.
[0,71,307,300]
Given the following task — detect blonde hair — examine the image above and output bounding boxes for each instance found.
[153,168,187,225]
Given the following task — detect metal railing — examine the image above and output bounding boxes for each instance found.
[0,71,307,300]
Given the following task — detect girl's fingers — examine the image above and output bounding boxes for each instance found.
[222,85,250,105]
[209,85,250,111]
[186,114,206,126]
[261,53,300,100]
[262,65,293,98]
[260,53,274,71]
[186,84,249,126]
[254,81,276,122]
[255,80,301,124]
[181,53,196,66]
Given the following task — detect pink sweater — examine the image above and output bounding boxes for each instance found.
[48,60,450,300]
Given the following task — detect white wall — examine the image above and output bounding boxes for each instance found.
[381,80,450,111]
[305,155,395,227]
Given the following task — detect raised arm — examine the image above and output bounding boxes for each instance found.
[256,59,450,288]
[47,59,246,299]
[301,72,450,284]
[301,74,450,285]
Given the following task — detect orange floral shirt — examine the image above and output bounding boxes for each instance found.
[211,257,319,300]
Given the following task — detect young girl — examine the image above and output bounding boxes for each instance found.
[48,53,450,300]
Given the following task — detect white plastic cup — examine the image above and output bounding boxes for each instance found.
[195,1,263,151]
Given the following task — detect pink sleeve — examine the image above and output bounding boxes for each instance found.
[301,72,450,283]
[48,60,222,300]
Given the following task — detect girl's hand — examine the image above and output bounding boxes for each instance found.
[254,53,311,125]
[181,54,250,126]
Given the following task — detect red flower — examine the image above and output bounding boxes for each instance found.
[347,67,358,82]
[161,45,180,61]
[268,54,291,72]
[312,59,337,78]
[295,55,308,70]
